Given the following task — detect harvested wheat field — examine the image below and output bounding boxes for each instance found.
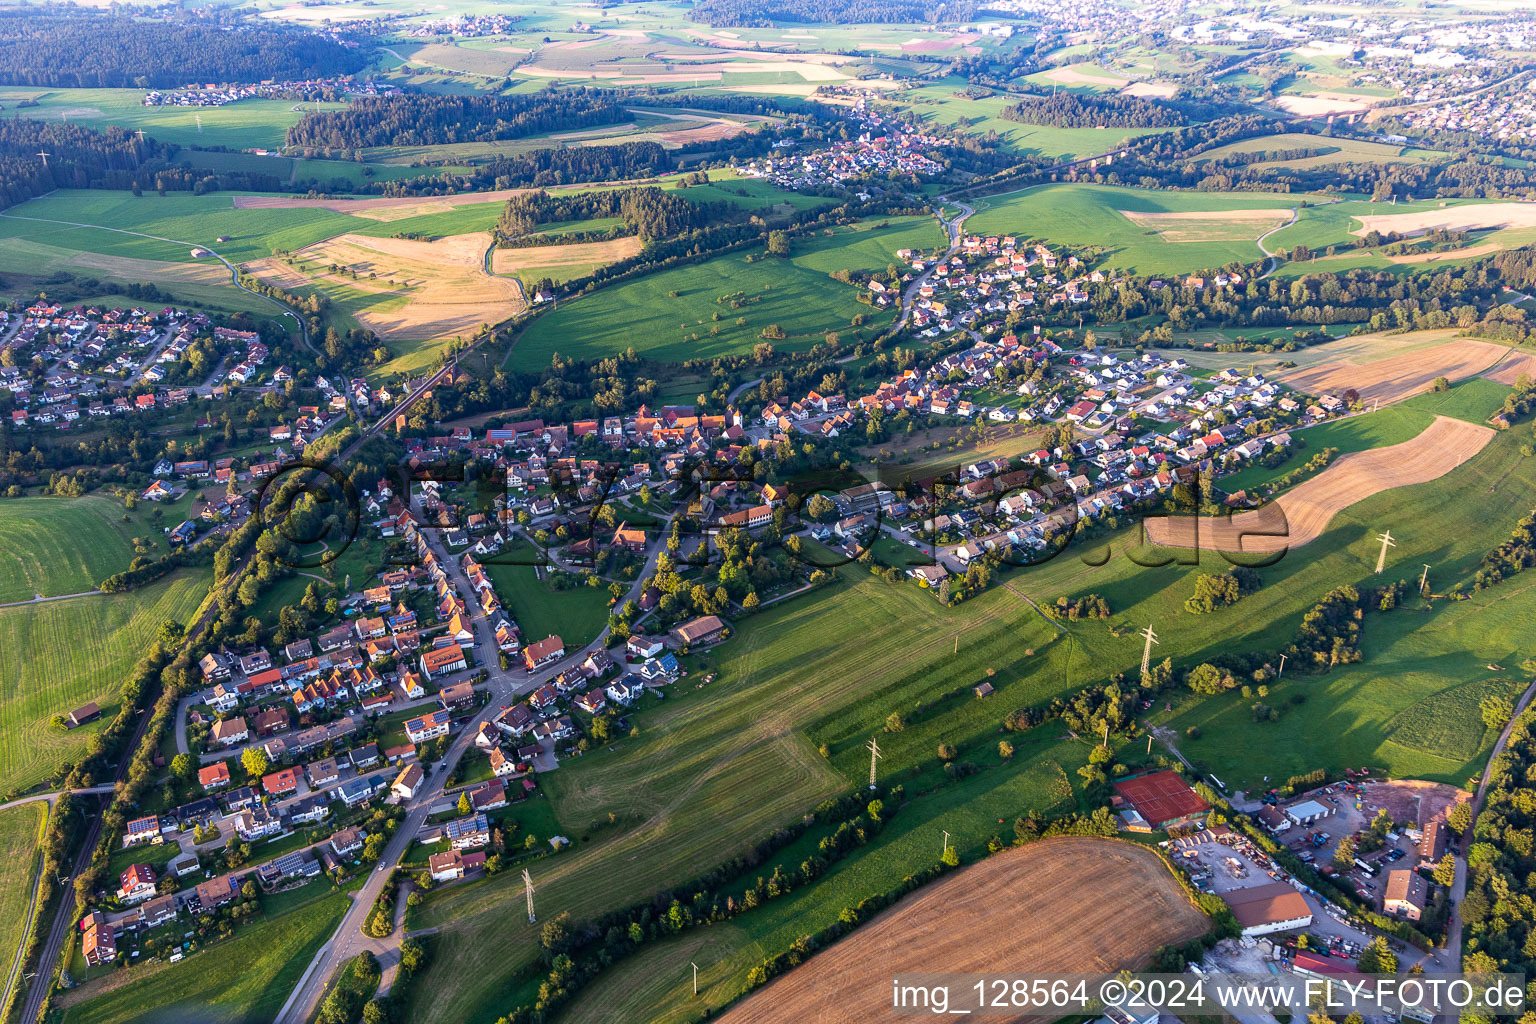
[490,237,641,283]
[1351,201,1536,238]
[1145,416,1494,553]
[1120,207,1295,243]
[717,838,1208,1024]
[1278,338,1513,404]
[1483,349,1536,385]
[246,231,524,340]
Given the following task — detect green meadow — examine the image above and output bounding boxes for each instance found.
[894,78,1175,159]
[0,495,144,603]
[0,801,46,999]
[508,215,942,368]
[484,541,612,651]
[561,727,1091,1024]
[965,183,1308,274]
[1196,132,1447,171]
[0,571,208,795]
[59,885,347,1024]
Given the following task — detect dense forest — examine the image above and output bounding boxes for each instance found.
[286,90,628,150]
[0,12,367,88]
[389,140,677,192]
[689,0,974,26]
[0,119,173,208]
[1001,91,1186,129]
[495,184,739,244]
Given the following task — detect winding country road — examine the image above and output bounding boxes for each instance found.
[0,205,314,354]
[1256,207,1299,279]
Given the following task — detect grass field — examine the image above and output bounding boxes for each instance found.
[893,78,1175,159]
[0,495,141,602]
[0,88,346,150]
[508,216,941,368]
[1131,425,1536,790]
[404,557,1091,1024]
[1262,197,1536,277]
[0,801,46,997]
[965,183,1312,275]
[0,192,361,266]
[491,237,643,288]
[57,887,347,1024]
[0,571,209,794]
[483,541,612,650]
[1196,132,1446,171]
[561,728,1090,1024]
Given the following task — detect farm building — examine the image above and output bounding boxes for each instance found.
[669,615,726,648]
[1284,799,1331,825]
[1112,770,1210,831]
[1221,881,1313,936]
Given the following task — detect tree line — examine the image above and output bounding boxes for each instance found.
[1458,705,1536,981]
[1001,91,1186,129]
[0,119,175,208]
[495,184,739,245]
[0,11,367,88]
[286,90,628,150]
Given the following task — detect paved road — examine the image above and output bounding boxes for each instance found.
[274,500,675,1024]
[1257,208,1299,279]
[0,205,314,354]
[892,201,973,334]
[0,590,103,610]
[17,353,469,1022]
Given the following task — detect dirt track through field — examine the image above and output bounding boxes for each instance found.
[1144,415,1494,553]
[716,838,1208,1024]
[1278,338,1514,404]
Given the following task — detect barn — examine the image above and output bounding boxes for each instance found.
[1221,881,1314,936]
